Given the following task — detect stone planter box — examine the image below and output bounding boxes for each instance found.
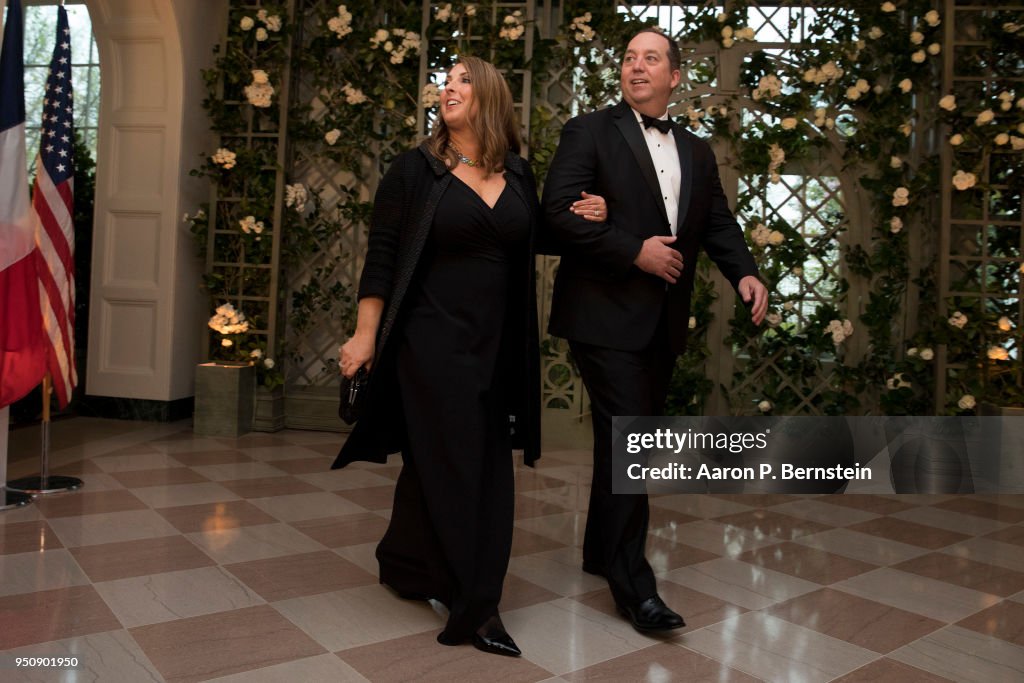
[194,362,254,438]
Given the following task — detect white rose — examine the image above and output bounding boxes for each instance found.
[927,43,941,55]
[222,339,233,347]
[939,95,956,111]
[988,347,1009,361]
[825,118,835,129]
[950,133,963,146]
[240,16,254,31]
[252,69,269,85]
[768,230,785,246]
[758,400,772,413]
[1011,136,1024,151]
[781,117,797,130]
[911,50,926,63]
[765,312,782,327]
[722,37,735,48]
[250,348,263,359]
[900,123,913,137]
[995,133,1009,145]
[907,347,919,357]
[846,87,861,101]
[920,348,934,360]
[958,394,976,410]
[264,358,275,369]
[890,156,903,168]
[910,31,924,45]
[952,170,977,191]
[925,10,940,27]
[791,266,803,276]
[856,78,870,93]
[890,216,903,233]
[265,15,282,32]
[256,27,268,41]
[784,301,794,310]
[898,79,912,93]
[324,128,341,145]
[868,26,883,40]
[892,187,910,207]
[721,26,734,39]
[997,316,1012,332]
[976,109,995,125]
[716,12,727,22]
[881,2,896,12]
[688,316,697,329]
[465,4,477,17]
[948,311,968,328]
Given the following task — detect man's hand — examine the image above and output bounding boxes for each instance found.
[634,235,683,284]
[738,275,769,325]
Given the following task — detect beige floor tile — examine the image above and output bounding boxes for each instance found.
[893,552,1024,596]
[985,525,1024,547]
[664,558,819,611]
[501,573,562,612]
[710,494,800,508]
[793,528,930,566]
[0,501,45,523]
[573,580,747,632]
[150,438,245,455]
[0,519,64,554]
[0,548,91,597]
[507,547,607,597]
[944,537,1024,573]
[334,541,381,577]
[214,434,298,449]
[831,657,955,682]
[68,535,214,582]
[46,510,180,547]
[517,482,589,512]
[94,565,265,628]
[956,600,1024,647]
[765,588,944,654]
[646,536,720,574]
[834,568,1001,622]
[205,653,371,682]
[338,629,553,683]
[0,585,123,649]
[512,527,569,557]
[190,461,290,481]
[680,612,877,683]
[156,499,278,533]
[34,489,147,519]
[108,467,209,488]
[563,641,760,682]
[650,494,755,519]
[1,629,162,682]
[737,541,878,585]
[514,511,588,547]
[291,512,391,548]
[131,481,243,508]
[225,550,376,601]
[169,449,254,466]
[274,583,443,651]
[653,519,782,558]
[890,506,1012,537]
[504,598,676,675]
[770,498,880,527]
[295,467,403,491]
[890,625,1024,683]
[334,485,398,511]
[711,510,832,541]
[186,522,325,564]
[269,456,335,474]
[934,498,1024,523]
[514,493,572,519]
[217,476,323,499]
[91,451,185,472]
[130,604,326,683]
[845,517,970,550]
[243,444,332,462]
[818,494,917,515]
[56,472,127,492]
[248,491,366,522]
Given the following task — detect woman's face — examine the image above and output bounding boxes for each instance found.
[441,63,475,130]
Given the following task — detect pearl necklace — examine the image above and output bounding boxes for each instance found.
[448,142,478,167]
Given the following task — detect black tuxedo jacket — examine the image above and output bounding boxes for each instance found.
[541,101,759,353]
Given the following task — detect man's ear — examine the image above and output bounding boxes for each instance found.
[670,69,682,89]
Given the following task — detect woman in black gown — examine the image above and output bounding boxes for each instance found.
[333,56,608,656]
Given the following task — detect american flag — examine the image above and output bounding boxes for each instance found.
[33,5,77,408]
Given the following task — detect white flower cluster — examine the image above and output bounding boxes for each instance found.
[500,11,525,41]
[988,346,1010,361]
[939,94,956,111]
[812,107,834,130]
[886,373,911,390]
[211,148,237,169]
[845,78,870,101]
[803,61,843,85]
[948,311,968,329]
[327,5,353,39]
[569,12,595,43]
[997,316,1013,332]
[924,10,941,27]
[370,28,422,64]
[907,347,934,360]
[182,208,206,225]
[240,8,282,41]
[952,170,977,191]
[436,3,454,22]
[239,215,266,240]
[997,90,1016,112]
[284,183,308,213]
[758,400,773,413]
[881,2,896,12]
[976,109,995,125]
[421,83,441,109]
[826,319,854,344]
[342,83,367,105]
[324,128,341,145]
[750,223,784,247]
[685,106,705,130]
[720,25,755,48]
[245,69,274,108]
[958,394,976,410]
[898,78,912,94]
[768,143,785,183]
[209,303,250,336]
[891,186,909,207]
[752,74,782,101]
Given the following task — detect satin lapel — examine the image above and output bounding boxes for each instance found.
[674,124,693,233]
[612,106,670,227]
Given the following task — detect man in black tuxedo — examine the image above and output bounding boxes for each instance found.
[541,28,768,631]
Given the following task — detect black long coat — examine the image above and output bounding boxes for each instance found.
[332,143,542,469]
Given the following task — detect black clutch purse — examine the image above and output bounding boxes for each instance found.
[338,367,368,425]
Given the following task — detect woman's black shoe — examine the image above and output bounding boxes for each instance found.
[471,616,522,657]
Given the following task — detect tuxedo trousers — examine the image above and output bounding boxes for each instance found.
[569,312,676,606]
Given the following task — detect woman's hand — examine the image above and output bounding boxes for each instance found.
[570,191,608,222]
[339,332,375,378]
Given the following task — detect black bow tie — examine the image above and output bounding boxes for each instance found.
[640,114,672,134]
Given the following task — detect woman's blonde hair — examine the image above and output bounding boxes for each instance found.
[426,55,521,176]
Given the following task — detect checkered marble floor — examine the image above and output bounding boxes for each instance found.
[2,418,1023,682]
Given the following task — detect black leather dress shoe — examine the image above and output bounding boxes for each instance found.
[471,616,522,657]
[617,595,686,632]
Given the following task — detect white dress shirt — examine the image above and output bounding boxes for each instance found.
[632,107,681,235]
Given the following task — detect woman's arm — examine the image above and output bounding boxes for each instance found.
[339,296,383,378]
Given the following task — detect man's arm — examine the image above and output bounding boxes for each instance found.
[541,117,643,277]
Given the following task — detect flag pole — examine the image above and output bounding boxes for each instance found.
[6,375,82,494]
[0,406,34,510]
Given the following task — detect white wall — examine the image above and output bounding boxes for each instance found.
[86,0,227,401]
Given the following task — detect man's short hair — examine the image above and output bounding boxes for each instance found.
[628,27,681,72]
